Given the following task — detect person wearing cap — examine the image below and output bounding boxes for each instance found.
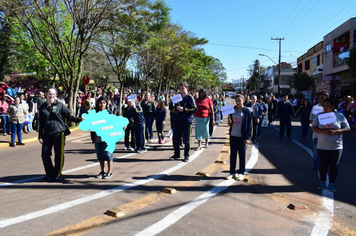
[276,94,295,139]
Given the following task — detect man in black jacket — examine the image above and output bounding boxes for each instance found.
[276,94,295,139]
[38,88,82,182]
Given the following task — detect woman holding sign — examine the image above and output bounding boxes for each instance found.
[194,89,214,150]
[311,98,350,192]
[91,96,114,179]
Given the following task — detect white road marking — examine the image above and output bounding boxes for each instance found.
[0,149,204,228]
[136,145,259,236]
[0,153,136,188]
[271,125,334,236]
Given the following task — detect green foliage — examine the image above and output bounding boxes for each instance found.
[247,60,260,91]
[290,72,315,92]
[0,8,12,80]
[345,47,356,77]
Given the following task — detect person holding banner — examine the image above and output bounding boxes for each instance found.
[91,96,114,179]
[170,82,197,162]
[311,97,350,192]
[226,94,252,181]
[194,89,214,150]
[38,87,83,182]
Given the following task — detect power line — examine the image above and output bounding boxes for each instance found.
[292,2,356,52]
[264,0,302,49]
[283,0,320,38]
[207,42,304,53]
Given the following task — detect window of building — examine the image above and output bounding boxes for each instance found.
[298,63,302,73]
[305,60,310,70]
[325,44,332,57]
[317,54,320,66]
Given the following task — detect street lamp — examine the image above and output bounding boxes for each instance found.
[259,53,280,94]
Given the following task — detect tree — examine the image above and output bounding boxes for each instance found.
[1,0,139,113]
[247,60,260,92]
[345,47,356,77]
[290,72,315,92]
[97,0,170,115]
[0,8,12,80]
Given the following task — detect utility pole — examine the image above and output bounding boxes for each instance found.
[271,37,284,94]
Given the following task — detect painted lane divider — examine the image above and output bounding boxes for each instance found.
[135,145,259,236]
[271,125,333,236]
[0,149,205,228]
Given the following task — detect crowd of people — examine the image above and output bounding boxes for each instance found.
[226,90,351,192]
[0,81,353,191]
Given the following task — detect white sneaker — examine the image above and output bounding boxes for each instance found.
[129,147,135,152]
[225,174,234,180]
[150,139,154,143]
[166,129,173,138]
[235,174,244,181]
[124,146,128,150]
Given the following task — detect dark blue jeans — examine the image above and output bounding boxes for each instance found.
[173,121,192,157]
[10,122,24,144]
[301,121,309,139]
[279,118,291,138]
[1,113,11,134]
[229,136,246,174]
[135,123,145,151]
[145,116,154,140]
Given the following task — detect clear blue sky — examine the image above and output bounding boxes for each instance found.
[164,0,356,82]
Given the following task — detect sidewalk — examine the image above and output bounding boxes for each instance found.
[0,126,80,148]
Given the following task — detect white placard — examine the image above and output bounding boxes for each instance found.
[171,94,183,104]
[312,105,324,115]
[261,115,268,127]
[127,94,136,101]
[221,105,235,116]
[318,112,336,125]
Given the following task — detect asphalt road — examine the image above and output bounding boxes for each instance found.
[1,98,355,236]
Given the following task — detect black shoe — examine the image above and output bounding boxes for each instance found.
[103,172,113,179]
[16,142,25,146]
[96,171,105,178]
[42,176,55,182]
[9,143,15,147]
[169,155,180,160]
[183,156,189,162]
[55,176,63,182]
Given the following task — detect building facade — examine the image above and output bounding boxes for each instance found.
[261,63,294,95]
[323,17,356,97]
[297,41,324,97]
